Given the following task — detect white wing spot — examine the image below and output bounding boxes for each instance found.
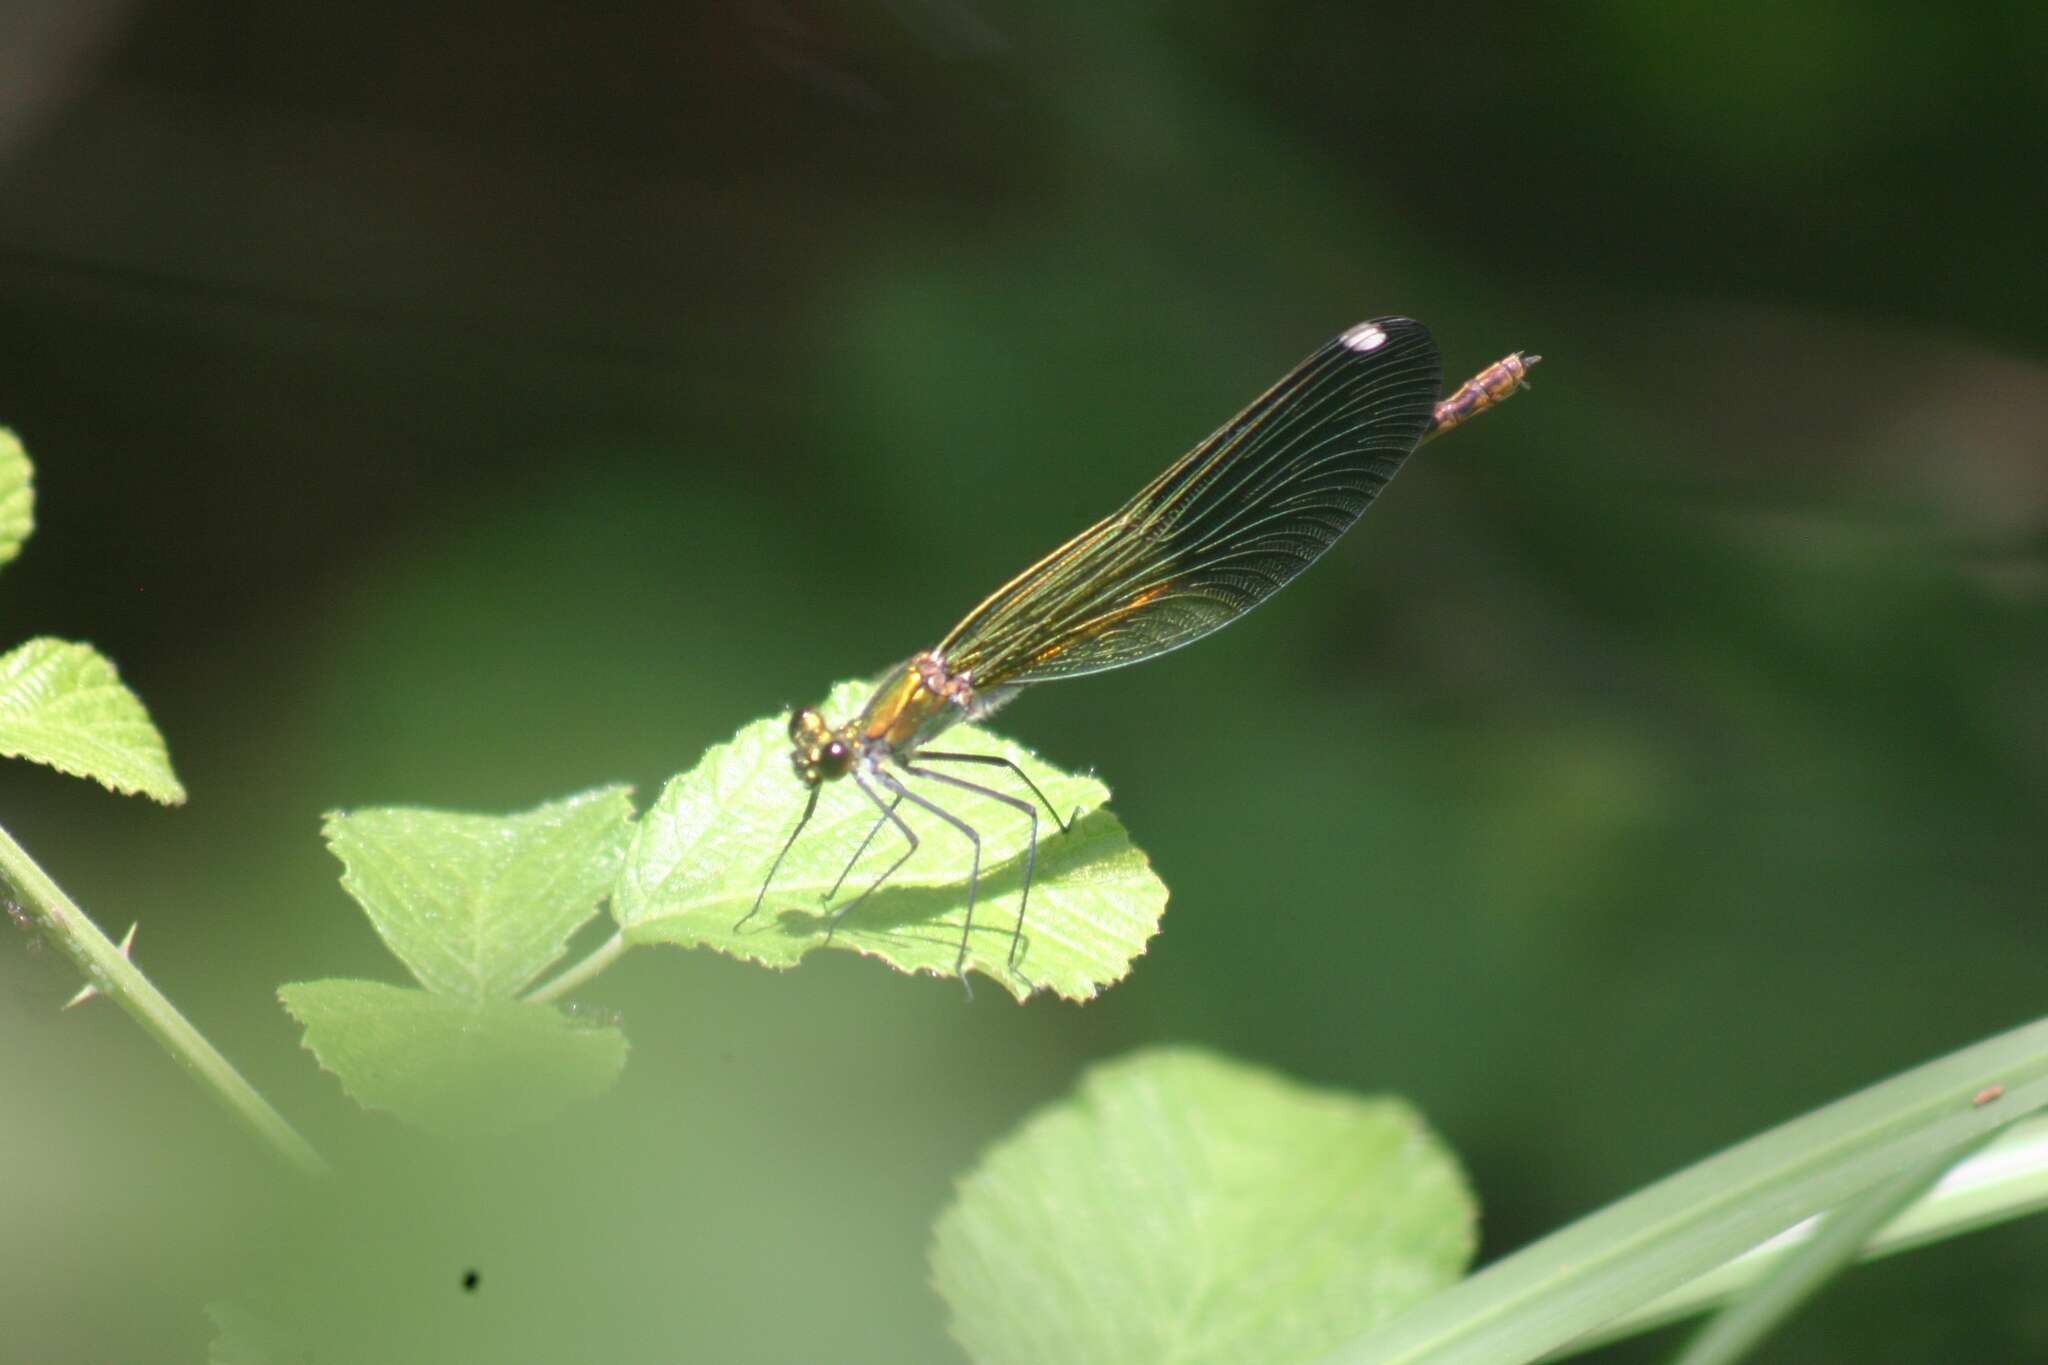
[1339,322,1388,352]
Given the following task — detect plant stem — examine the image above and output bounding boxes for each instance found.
[0,821,327,1178]
[524,930,628,1005]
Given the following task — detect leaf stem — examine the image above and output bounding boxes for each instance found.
[524,930,628,1005]
[0,821,327,1177]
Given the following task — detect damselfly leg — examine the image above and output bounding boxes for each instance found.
[735,784,821,936]
[872,767,986,999]
[745,748,1071,997]
[911,750,1081,978]
[801,751,1083,984]
[821,769,922,949]
[898,765,1041,986]
[915,751,1079,839]
[823,793,904,904]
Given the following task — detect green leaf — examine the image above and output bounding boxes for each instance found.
[0,428,30,566]
[1668,1131,1994,1365]
[612,680,1164,1002]
[323,786,634,1002]
[1333,1016,2048,1365]
[1591,1114,2048,1345]
[931,1047,1476,1365]
[0,638,185,803]
[278,979,628,1137]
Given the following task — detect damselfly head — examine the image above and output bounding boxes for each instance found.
[789,706,855,786]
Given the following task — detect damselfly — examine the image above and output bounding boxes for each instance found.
[740,317,1538,995]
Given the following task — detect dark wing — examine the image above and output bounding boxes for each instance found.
[937,316,1442,686]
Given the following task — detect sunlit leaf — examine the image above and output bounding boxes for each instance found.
[0,638,185,803]
[0,428,30,566]
[278,979,627,1138]
[613,680,1164,1002]
[323,786,634,1001]
[931,1047,1476,1365]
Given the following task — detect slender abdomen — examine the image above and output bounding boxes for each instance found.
[1429,352,1539,438]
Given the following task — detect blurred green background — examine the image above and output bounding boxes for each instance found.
[3,3,2045,1361]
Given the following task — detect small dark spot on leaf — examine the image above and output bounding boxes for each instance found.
[462,1270,479,1291]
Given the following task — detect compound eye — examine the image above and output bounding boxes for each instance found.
[816,738,855,779]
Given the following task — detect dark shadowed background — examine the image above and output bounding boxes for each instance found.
[3,3,2045,1361]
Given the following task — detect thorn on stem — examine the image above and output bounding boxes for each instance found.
[63,921,138,1010]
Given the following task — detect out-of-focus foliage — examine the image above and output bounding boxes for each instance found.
[0,637,185,803]
[275,789,634,1134]
[2,3,2043,1361]
[932,1047,1474,1364]
[319,788,632,1002]
[0,438,185,803]
[278,980,628,1138]
[0,427,30,565]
